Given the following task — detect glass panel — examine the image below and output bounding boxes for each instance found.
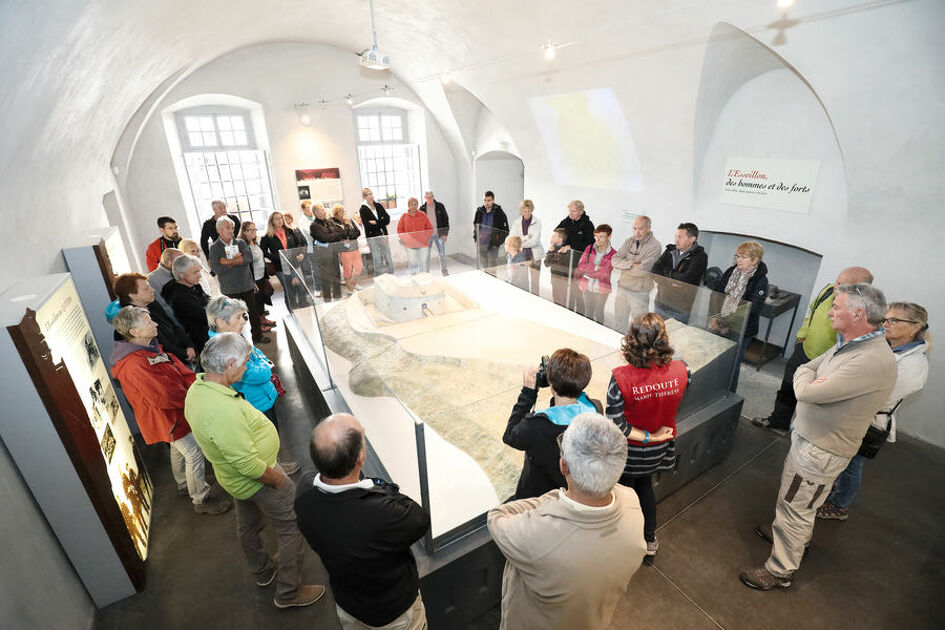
[217,116,231,131]
[234,130,247,145]
[231,115,245,130]
[202,132,217,146]
[219,131,234,146]
[199,116,215,131]
[189,132,204,147]
[185,117,201,132]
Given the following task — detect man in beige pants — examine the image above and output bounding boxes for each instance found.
[740,283,896,590]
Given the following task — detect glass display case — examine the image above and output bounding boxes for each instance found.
[281,228,749,549]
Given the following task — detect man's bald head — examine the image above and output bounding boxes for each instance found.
[837,266,873,286]
[160,247,184,270]
[310,413,365,480]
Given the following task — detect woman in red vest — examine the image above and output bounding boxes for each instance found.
[606,312,689,562]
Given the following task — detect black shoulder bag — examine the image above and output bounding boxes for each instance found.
[857,400,902,459]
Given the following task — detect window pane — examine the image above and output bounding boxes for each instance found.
[359,128,372,142]
[185,117,201,132]
[200,116,215,131]
[203,132,217,146]
[220,131,234,146]
[232,164,244,179]
[223,181,235,197]
[211,182,224,197]
[219,164,231,180]
[189,132,204,147]
[247,179,261,194]
[234,131,247,145]
[231,116,245,131]
[217,116,231,131]
[368,116,379,128]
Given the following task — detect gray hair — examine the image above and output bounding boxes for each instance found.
[561,413,627,498]
[216,215,234,231]
[112,306,152,340]
[200,332,252,374]
[635,215,652,228]
[171,254,201,281]
[837,283,887,326]
[206,296,248,330]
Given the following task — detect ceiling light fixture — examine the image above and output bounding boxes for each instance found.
[345,93,354,105]
[318,98,330,110]
[382,84,393,96]
[776,0,794,8]
[440,72,452,85]
[542,41,557,60]
[294,102,312,126]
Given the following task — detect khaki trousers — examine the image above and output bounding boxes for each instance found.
[336,594,427,630]
[766,431,849,577]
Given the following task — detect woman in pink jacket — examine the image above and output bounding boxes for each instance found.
[576,224,616,324]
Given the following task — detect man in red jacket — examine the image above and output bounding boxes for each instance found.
[110,306,229,515]
[145,216,182,272]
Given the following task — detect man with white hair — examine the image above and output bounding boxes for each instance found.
[185,333,325,609]
[199,199,241,258]
[611,215,661,331]
[488,412,647,630]
[741,283,896,590]
[420,190,450,276]
[208,215,266,343]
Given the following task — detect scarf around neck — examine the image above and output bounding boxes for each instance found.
[722,265,757,316]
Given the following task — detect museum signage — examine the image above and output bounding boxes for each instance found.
[720,157,820,214]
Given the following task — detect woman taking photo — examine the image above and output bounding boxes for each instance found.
[817,302,930,521]
[606,313,688,562]
[205,296,298,474]
[509,199,543,295]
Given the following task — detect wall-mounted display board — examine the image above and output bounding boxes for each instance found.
[0,273,152,607]
[296,167,343,207]
[64,226,138,432]
[720,157,820,214]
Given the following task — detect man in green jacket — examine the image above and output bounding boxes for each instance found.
[184,332,325,610]
[752,266,873,430]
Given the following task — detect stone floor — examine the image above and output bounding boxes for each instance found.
[95,291,945,630]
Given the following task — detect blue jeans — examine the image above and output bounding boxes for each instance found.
[826,454,866,509]
[429,234,447,272]
[405,247,429,275]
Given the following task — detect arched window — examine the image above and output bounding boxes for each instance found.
[173,105,276,228]
[354,107,420,213]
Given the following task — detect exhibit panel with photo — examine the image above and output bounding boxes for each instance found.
[31,278,153,560]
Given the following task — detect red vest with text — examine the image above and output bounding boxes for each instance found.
[612,360,688,445]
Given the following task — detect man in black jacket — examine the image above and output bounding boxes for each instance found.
[651,222,708,325]
[199,200,241,259]
[358,188,393,275]
[296,413,429,629]
[472,190,510,271]
[421,190,450,275]
[309,203,345,301]
[554,200,595,315]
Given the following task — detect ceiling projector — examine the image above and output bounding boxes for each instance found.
[359,46,390,70]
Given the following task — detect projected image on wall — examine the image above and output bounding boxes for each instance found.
[528,88,643,191]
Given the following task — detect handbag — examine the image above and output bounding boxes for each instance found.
[857,400,901,459]
[270,372,286,397]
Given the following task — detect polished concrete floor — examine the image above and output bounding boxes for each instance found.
[95,293,945,630]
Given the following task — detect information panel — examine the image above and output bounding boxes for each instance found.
[720,157,820,214]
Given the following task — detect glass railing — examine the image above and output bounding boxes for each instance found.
[280,227,750,548]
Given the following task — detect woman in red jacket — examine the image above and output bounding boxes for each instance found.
[576,224,616,324]
[396,197,434,275]
[110,306,229,515]
[606,312,688,561]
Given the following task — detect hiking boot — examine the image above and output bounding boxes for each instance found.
[816,501,849,521]
[740,566,792,591]
[755,524,810,555]
[274,584,326,609]
[194,496,231,515]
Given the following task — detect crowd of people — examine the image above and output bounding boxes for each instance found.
[106,197,932,628]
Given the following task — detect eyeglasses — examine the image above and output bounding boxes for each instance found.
[240,313,249,321]
[734,254,751,259]
[882,317,918,325]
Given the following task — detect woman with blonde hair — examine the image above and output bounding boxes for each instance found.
[331,204,363,292]
[606,312,688,561]
[508,199,543,295]
[260,211,306,290]
[817,302,931,521]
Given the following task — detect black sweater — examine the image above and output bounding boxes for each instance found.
[472,204,510,247]
[260,229,306,273]
[295,476,429,626]
[199,214,241,258]
[161,281,210,352]
[555,213,595,260]
[503,387,603,500]
[359,201,391,238]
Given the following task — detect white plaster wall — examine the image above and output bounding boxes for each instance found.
[121,42,459,252]
[475,154,526,239]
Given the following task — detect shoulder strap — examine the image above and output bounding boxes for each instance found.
[809,285,834,317]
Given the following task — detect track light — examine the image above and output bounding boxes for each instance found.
[345,93,354,105]
[294,103,312,126]
[542,42,557,60]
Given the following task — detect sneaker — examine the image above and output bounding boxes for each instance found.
[273,584,326,609]
[755,523,810,555]
[441,269,449,276]
[740,566,792,591]
[816,501,849,521]
[194,496,232,515]
[255,554,280,587]
[279,460,300,476]
[645,539,659,556]
[750,416,774,428]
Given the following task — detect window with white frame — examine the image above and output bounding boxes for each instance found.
[355,108,420,212]
[174,108,275,228]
